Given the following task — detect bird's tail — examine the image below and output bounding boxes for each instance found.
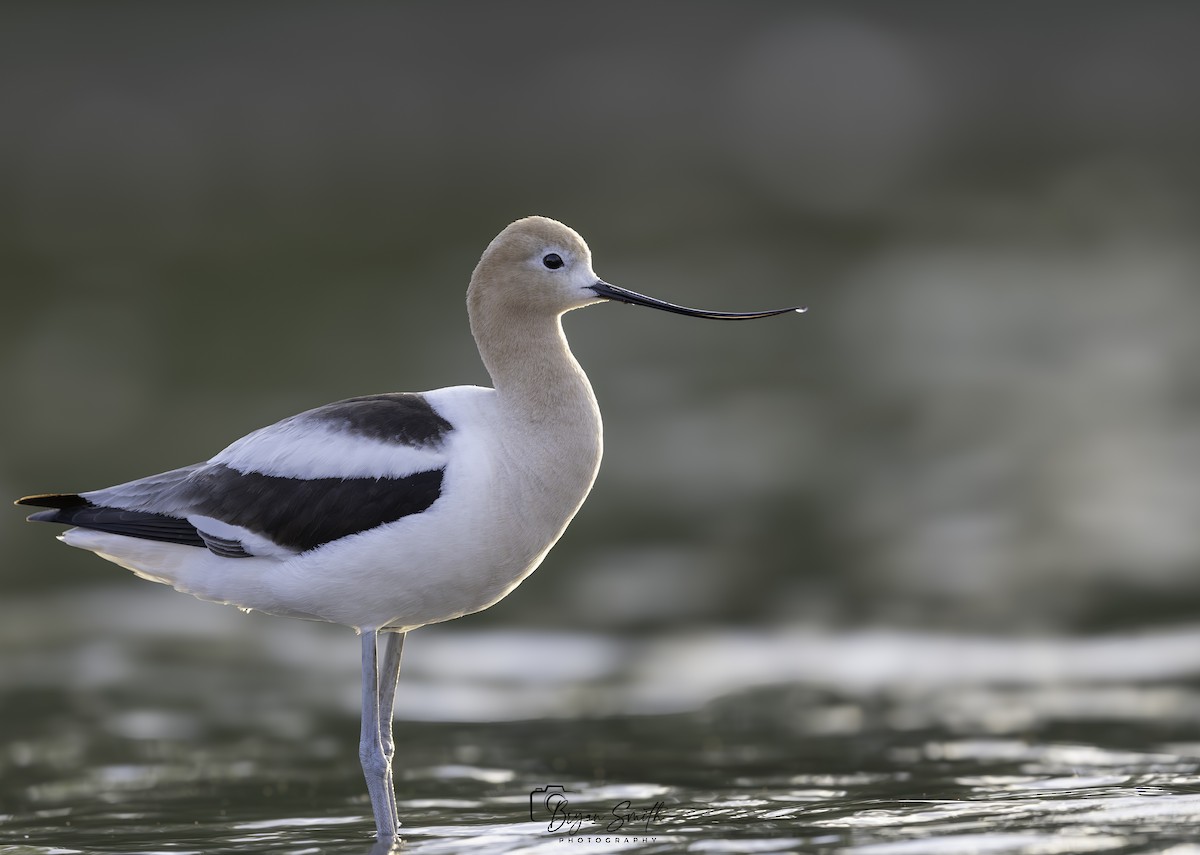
[16,493,205,547]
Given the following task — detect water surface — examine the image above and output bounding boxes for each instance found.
[4,591,1200,853]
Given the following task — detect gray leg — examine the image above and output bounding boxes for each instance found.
[359,630,398,840]
[377,631,406,832]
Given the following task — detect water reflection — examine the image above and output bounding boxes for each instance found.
[3,591,1200,852]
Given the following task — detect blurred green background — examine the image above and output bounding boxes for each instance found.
[3,1,1199,634]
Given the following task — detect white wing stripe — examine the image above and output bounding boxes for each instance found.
[213,423,447,480]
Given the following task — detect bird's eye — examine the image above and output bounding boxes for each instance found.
[542,253,564,270]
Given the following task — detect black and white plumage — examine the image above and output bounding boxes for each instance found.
[23,394,451,559]
[17,216,803,843]
[20,384,514,630]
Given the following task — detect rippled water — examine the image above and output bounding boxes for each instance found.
[4,591,1200,854]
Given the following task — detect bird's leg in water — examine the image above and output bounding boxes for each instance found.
[360,630,401,839]
[378,631,406,832]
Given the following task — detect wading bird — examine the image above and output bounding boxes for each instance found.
[17,216,803,842]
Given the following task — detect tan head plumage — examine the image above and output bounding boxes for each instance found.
[468,216,602,320]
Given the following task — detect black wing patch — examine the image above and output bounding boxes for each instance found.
[19,465,445,556]
[181,464,445,553]
[303,393,453,447]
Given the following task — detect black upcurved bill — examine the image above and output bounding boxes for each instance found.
[590,280,806,320]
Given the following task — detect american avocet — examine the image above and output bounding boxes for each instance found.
[16,216,803,842]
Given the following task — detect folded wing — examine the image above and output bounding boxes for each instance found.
[18,393,453,559]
